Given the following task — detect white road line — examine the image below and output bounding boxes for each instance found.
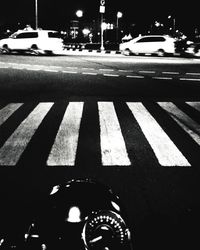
[10,66,26,70]
[47,102,84,166]
[162,71,179,74]
[99,69,114,71]
[158,102,200,146]
[81,68,95,70]
[62,71,78,74]
[0,103,23,126]
[127,102,190,166]
[186,102,200,112]
[126,75,144,78]
[0,65,10,69]
[152,77,172,80]
[82,72,97,75]
[98,102,131,166]
[118,70,133,72]
[0,103,53,166]
[48,66,62,69]
[139,70,155,74]
[43,69,58,73]
[26,68,41,71]
[186,72,200,76]
[30,64,45,67]
[103,74,119,77]
[180,78,200,81]
[65,66,78,69]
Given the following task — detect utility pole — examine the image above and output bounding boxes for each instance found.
[35,0,38,29]
[99,0,105,51]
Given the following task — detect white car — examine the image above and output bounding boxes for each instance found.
[0,29,64,55]
[119,35,176,56]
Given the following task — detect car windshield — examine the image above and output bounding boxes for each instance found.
[9,32,18,39]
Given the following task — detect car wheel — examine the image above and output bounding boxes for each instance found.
[2,44,10,54]
[30,44,40,55]
[122,49,131,56]
[157,49,165,57]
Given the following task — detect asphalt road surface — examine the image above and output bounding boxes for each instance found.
[0,53,200,249]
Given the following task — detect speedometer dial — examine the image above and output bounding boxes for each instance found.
[82,210,130,249]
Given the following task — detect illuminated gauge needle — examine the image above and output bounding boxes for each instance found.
[89,236,103,243]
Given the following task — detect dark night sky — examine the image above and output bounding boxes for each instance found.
[0,0,199,35]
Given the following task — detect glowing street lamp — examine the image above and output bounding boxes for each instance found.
[117,11,123,19]
[101,22,107,30]
[116,11,123,43]
[72,10,83,39]
[76,10,83,18]
[82,28,90,36]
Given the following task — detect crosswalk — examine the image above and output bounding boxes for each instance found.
[0,101,200,167]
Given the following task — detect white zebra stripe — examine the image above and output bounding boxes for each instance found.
[0,101,197,167]
[158,102,200,146]
[0,103,23,126]
[127,102,190,166]
[47,102,84,166]
[0,103,53,166]
[98,102,131,166]
[186,102,200,112]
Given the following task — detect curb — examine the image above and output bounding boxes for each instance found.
[64,47,121,54]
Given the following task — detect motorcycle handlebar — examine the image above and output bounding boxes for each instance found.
[0,178,134,250]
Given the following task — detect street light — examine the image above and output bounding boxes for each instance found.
[76,10,83,18]
[71,10,83,40]
[116,11,123,43]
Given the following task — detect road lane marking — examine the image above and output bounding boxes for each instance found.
[186,72,200,76]
[139,70,155,74]
[81,68,95,70]
[0,103,53,166]
[0,103,23,126]
[82,72,97,75]
[180,78,200,81]
[26,68,42,71]
[65,66,78,69]
[48,66,62,69]
[47,102,84,166]
[158,102,200,146]
[118,70,133,72]
[162,71,179,74]
[98,102,131,166]
[43,69,58,73]
[99,69,114,71]
[103,74,119,77]
[152,77,172,80]
[127,102,190,166]
[126,75,144,78]
[62,71,78,74]
[2,61,200,82]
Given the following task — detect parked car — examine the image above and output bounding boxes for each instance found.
[119,35,176,56]
[0,29,64,55]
